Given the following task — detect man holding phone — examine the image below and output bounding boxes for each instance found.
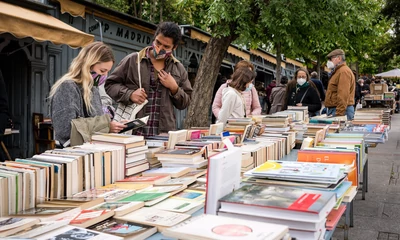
[105,22,192,137]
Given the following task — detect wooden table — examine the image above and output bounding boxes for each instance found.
[1,128,19,160]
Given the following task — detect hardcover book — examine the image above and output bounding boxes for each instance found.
[219,184,336,222]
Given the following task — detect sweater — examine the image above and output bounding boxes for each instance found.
[217,87,246,124]
[212,81,261,117]
[51,80,104,146]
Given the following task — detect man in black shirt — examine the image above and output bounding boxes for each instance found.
[0,69,10,162]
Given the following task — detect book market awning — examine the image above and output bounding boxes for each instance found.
[375,68,400,78]
[0,1,94,48]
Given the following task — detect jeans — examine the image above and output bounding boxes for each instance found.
[327,106,355,120]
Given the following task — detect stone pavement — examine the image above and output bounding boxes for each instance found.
[333,113,400,240]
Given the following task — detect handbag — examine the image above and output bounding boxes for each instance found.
[113,53,148,123]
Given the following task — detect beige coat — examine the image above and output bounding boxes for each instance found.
[70,115,110,146]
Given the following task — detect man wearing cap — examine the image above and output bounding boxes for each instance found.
[325,49,355,120]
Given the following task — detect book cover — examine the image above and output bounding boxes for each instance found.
[88,218,157,238]
[141,167,190,178]
[69,209,114,227]
[162,214,289,240]
[35,225,123,240]
[251,161,342,181]
[89,200,143,217]
[116,175,170,184]
[118,192,168,202]
[219,185,336,221]
[154,176,196,186]
[326,205,346,230]
[8,220,69,238]
[115,208,190,228]
[8,207,76,216]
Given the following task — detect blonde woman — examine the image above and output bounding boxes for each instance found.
[50,42,126,147]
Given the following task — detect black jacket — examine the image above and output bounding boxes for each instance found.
[286,84,322,113]
[311,78,325,101]
[0,70,8,114]
[355,82,362,101]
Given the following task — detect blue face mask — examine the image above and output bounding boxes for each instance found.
[245,83,253,92]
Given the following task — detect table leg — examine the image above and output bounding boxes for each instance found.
[344,202,350,240]
[0,141,11,160]
[365,159,368,193]
[350,200,354,227]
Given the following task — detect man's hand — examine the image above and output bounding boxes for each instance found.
[130,88,147,104]
[159,70,179,94]
[296,103,303,106]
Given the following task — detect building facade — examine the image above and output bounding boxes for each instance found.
[0,0,304,158]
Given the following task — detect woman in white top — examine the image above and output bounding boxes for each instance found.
[217,68,256,124]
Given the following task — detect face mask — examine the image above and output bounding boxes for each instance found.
[245,83,253,92]
[91,71,107,86]
[297,78,306,86]
[327,60,335,69]
[152,43,172,59]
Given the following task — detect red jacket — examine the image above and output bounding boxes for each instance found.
[266,82,276,99]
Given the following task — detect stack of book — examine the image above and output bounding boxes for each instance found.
[262,115,290,132]
[244,161,346,185]
[91,133,150,176]
[224,118,255,132]
[155,149,207,168]
[218,184,336,240]
[146,146,164,169]
[356,108,391,126]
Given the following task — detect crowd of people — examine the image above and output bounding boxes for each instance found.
[2,21,396,152]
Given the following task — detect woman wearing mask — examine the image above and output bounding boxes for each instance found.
[270,76,288,114]
[285,68,321,116]
[50,42,127,147]
[212,61,261,122]
[217,68,256,124]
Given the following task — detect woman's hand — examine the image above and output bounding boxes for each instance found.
[109,120,128,133]
[296,103,303,106]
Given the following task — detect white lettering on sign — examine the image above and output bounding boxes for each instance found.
[88,16,153,47]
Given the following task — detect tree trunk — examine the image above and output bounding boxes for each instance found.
[138,0,143,19]
[132,0,137,17]
[275,42,282,83]
[159,1,163,22]
[184,36,233,128]
[316,55,321,79]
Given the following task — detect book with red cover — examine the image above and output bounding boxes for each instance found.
[219,184,336,222]
[297,150,356,165]
[70,209,114,228]
[326,205,346,230]
[116,175,170,184]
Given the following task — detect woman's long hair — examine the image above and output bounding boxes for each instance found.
[49,42,114,113]
[284,68,320,108]
[228,68,256,91]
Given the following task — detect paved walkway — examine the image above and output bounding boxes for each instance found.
[333,113,400,240]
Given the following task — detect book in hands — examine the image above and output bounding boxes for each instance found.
[119,116,149,133]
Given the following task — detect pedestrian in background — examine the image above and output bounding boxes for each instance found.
[269,76,288,114]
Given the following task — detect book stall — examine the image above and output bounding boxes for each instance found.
[363,83,396,113]
[0,106,391,240]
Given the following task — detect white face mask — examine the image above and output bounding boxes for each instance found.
[327,60,335,69]
[297,78,306,86]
